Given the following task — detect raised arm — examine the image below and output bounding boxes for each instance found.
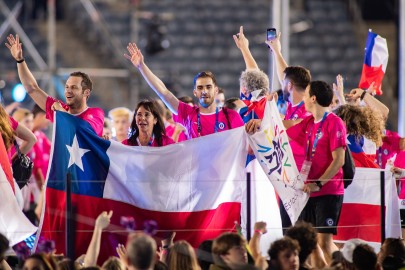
[5,34,48,110]
[84,210,113,267]
[346,86,389,120]
[248,221,267,261]
[233,26,259,69]
[125,43,179,114]
[265,33,288,85]
[333,74,346,108]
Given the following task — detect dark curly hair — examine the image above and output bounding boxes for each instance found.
[334,104,383,147]
[127,100,166,146]
[285,221,317,264]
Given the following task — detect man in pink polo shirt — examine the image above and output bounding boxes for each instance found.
[267,34,312,232]
[286,81,346,265]
[125,43,244,138]
[6,34,104,136]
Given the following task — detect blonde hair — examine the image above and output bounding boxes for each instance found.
[101,256,125,270]
[0,105,15,150]
[167,241,200,270]
[108,107,132,121]
[12,108,32,122]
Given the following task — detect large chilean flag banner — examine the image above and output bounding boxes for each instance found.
[359,30,388,95]
[336,167,401,245]
[37,111,248,261]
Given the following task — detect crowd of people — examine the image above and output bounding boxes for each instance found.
[0,24,405,269]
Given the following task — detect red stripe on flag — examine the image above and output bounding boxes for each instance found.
[40,188,241,264]
[359,64,385,95]
[335,203,382,243]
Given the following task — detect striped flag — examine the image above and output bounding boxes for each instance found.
[37,111,248,262]
[359,30,389,95]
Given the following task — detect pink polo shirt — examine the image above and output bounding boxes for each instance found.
[175,101,244,139]
[287,113,347,197]
[284,101,312,171]
[45,96,104,136]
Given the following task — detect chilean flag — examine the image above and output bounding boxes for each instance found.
[0,135,37,246]
[335,167,401,248]
[359,30,389,95]
[37,112,248,263]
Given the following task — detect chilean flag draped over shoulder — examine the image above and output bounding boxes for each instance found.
[359,30,389,95]
[37,111,247,262]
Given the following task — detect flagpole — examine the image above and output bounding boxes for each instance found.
[66,172,75,262]
[246,172,251,240]
[380,170,385,245]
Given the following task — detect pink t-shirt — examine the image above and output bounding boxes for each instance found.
[284,101,312,171]
[45,96,104,136]
[376,130,401,169]
[32,130,51,178]
[9,116,19,130]
[394,151,405,199]
[175,101,244,139]
[287,113,347,197]
[122,134,175,147]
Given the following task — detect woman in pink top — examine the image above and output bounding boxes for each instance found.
[122,100,174,147]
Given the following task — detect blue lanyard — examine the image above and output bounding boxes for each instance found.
[197,107,219,137]
[137,134,155,146]
[148,134,155,146]
[305,112,328,161]
[288,101,304,120]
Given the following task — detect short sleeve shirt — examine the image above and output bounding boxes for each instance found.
[45,96,104,136]
[175,101,244,139]
[287,113,347,197]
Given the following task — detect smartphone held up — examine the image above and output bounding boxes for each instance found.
[267,28,277,41]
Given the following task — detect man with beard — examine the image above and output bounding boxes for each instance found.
[6,34,104,136]
[266,33,311,232]
[125,42,244,139]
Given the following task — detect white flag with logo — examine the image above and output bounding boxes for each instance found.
[246,100,308,223]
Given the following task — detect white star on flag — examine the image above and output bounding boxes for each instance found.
[66,134,90,171]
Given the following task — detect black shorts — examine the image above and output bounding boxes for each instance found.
[401,209,405,228]
[298,195,344,235]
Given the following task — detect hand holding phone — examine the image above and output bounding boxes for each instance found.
[267,28,277,41]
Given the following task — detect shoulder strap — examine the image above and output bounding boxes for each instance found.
[13,140,21,155]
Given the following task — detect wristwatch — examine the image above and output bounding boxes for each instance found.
[315,181,323,189]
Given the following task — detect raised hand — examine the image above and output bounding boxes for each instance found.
[265,32,282,54]
[366,81,376,95]
[116,243,128,267]
[95,210,113,230]
[254,221,267,235]
[333,74,344,97]
[5,34,23,61]
[233,26,249,50]
[125,43,144,68]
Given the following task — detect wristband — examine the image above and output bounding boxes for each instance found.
[315,181,323,189]
[360,90,367,101]
[16,58,25,63]
[254,230,263,235]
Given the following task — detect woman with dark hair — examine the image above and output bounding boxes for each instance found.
[122,100,174,147]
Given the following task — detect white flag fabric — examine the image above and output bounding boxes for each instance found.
[0,167,37,246]
[246,100,308,224]
[336,167,401,249]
